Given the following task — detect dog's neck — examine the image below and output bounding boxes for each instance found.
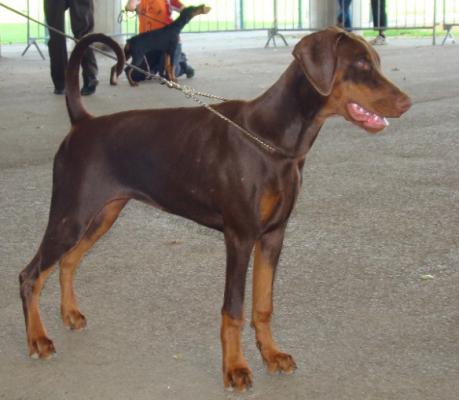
[170,11,193,32]
[245,60,328,158]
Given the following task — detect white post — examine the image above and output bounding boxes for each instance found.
[309,0,336,30]
[93,0,122,41]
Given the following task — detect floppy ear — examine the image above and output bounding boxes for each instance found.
[292,28,345,96]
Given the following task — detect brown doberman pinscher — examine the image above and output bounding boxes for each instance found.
[19,28,411,391]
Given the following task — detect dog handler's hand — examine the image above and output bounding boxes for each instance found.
[125,0,139,12]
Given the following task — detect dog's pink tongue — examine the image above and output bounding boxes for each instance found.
[348,102,389,130]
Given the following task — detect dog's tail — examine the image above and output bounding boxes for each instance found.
[66,33,125,125]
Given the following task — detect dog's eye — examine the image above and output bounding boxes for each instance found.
[355,59,371,71]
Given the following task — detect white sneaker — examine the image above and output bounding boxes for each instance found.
[369,35,387,45]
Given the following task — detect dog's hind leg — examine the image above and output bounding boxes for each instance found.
[112,44,131,86]
[125,49,145,87]
[19,202,89,358]
[19,253,57,359]
[19,193,128,357]
[59,199,127,330]
[19,141,130,357]
[251,226,297,374]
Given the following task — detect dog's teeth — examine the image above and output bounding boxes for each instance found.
[383,117,389,126]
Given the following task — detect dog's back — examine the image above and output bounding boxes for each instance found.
[128,5,206,55]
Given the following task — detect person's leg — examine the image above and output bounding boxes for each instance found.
[378,0,387,36]
[371,0,386,34]
[44,0,67,93]
[337,0,344,26]
[175,43,194,79]
[343,0,352,31]
[68,0,98,93]
[370,0,387,44]
[337,0,352,31]
[173,42,184,77]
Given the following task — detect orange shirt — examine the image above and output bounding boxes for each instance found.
[138,0,184,33]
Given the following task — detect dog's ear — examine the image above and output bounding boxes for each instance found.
[292,27,345,96]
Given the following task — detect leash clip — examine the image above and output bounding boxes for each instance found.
[117,10,126,24]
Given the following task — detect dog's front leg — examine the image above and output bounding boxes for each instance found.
[164,53,177,83]
[221,229,254,391]
[252,226,297,374]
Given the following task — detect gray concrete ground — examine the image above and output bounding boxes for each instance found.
[0,32,458,400]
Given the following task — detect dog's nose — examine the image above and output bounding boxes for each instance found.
[396,95,412,114]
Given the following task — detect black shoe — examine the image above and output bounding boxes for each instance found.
[80,79,99,96]
[54,87,65,95]
[186,66,195,79]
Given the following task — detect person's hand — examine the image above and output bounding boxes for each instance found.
[125,0,138,12]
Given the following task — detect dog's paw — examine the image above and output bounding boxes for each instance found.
[62,309,87,330]
[264,351,297,374]
[223,366,253,392]
[28,336,56,359]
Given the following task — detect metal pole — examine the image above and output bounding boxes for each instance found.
[239,0,244,30]
[26,0,30,43]
[433,0,437,45]
[298,0,303,29]
[273,0,278,30]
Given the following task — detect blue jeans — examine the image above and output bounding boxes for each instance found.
[337,0,352,31]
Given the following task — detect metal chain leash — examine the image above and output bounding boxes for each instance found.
[0,2,293,159]
[179,86,292,156]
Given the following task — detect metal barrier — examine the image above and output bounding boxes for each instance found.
[1,0,459,48]
[116,0,441,34]
[0,0,47,56]
[21,0,46,58]
[117,0,458,46]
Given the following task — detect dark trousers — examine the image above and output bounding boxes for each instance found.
[371,0,387,31]
[44,0,98,90]
[337,0,352,31]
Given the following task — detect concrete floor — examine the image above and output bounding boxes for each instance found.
[0,32,458,399]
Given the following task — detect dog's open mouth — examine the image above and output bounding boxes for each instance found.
[347,102,389,132]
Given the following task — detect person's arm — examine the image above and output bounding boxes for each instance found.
[171,0,185,12]
[125,0,140,12]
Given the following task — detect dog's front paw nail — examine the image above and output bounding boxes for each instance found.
[29,336,56,359]
[63,310,87,330]
[224,366,253,392]
[265,352,297,374]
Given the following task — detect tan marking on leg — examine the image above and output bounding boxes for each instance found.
[221,314,252,391]
[252,241,297,374]
[164,53,176,83]
[260,191,281,223]
[27,267,56,359]
[60,200,127,330]
[110,65,118,85]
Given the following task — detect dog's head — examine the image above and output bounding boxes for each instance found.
[293,27,411,133]
[180,4,211,19]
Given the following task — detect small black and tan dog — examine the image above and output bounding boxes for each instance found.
[20,28,410,391]
[111,4,210,86]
